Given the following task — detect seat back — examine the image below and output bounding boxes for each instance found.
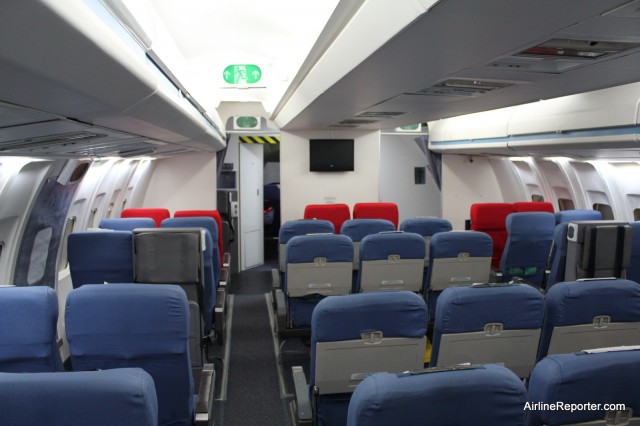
[0,286,62,372]
[341,219,395,270]
[399,217,452,262]
[626,221,640,284]
[174,210,225,267]
[68,231,134,288]
[0,368,158,426]
[352,202,399,229]
[278,220,334,273]
[470,203,515,269]
[347,364,527,426]
[537,279,640,361]
[554,209,602,224]
[304,204,351,235]
[527,348,640,426]
[513,201,554,213]
[311,292,427,425]
[121,208,170,227]
[358,232,426,293]
[66,284,193,426]
[99,217,156,230]
[499,212,555,285]
[432,283,544,378]
[547,222,570,289]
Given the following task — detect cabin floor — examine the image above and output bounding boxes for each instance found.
[214,239,308,425]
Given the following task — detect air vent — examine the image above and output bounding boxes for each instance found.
[0,131,107,152]
[339,119,379,125]
[328,124,359,128]
[412,79,513,97]
[355,111,405,118]
[517,39,640,60]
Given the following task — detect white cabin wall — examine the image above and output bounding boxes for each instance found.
[379,133,442,221]
[441,154,506,230]
[280,130,380,223]
[142,152,218,213]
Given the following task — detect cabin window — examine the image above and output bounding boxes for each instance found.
[27,227,52,285]
[531,194,544,202]
[558,198,575,211]
[634,209,640,221]
[58,216,76,269]
[90,207,98,228]
[593,203,614,220]
[0,241,3,263]
[107,202,114,218]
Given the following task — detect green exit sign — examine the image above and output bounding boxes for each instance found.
[223,64,262,84]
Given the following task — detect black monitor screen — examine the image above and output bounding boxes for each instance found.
[309,139,354,172]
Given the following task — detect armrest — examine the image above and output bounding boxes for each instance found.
[214,287,227,345]
[292,366,313,425]
[489,269,503,283]
[223,252,231,268]
[195,364,215,426]
[219,267,229,288]
[274,289,287,333]
[272,268,281,289]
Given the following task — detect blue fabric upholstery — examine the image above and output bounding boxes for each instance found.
[537,279,640,360]
[66,284,193,426]
[347,364,527,426]
[311,291,428,426]
[546,223,569,289]
[99,217,156,231]
[284,234,353,327]
[424,231,493,317]
[399,217,452,236]
[627,221,640,284]
[554,209,602,224]
[527,348,640,426]
[0,286,62,372]
[359,232,426,261]
[499,212,555,285]
[432,283,544,366]
[162,217,220,335]
[0,368,158,426]
[340,219,395,241]
[279,219,335,244]
[68,231,134,288]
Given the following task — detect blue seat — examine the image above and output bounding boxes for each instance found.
[278,219,335,273]
[340,219,395,270]
[358,232,426,293]
[627,221,640,284]
[67,230,134,288]
[283,234,353,328]
[554,209,602,224]
[66,284,194,426]
[399,217,452,261]
[499,212,555,285]
[424,231,492,319]
[0,368,158,426]
[527,347,640,426]
[99,217,156,231]
[546,222,570,289]
[0,286,62,372]
[347,364,527,426]
[432,283,544,378]
[537,278,640,361]
[294,291,427,426]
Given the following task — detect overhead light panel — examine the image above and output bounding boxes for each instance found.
[517,39,640,59]
[412,79,513,97]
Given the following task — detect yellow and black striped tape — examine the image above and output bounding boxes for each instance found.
[239,135,280,144]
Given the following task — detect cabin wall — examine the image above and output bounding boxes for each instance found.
[142,152,218,213]
[379,133,442,221]
[280,130,380,223]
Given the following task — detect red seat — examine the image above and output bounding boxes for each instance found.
[469,203,515,269]
[513,202,554,213]
[353,202,399,229]
[121,208,170,227]
[174,210,225,266]
[303,204,351,234]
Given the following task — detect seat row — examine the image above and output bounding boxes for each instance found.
[290,290,640,426]
[0,284,213,426]
[303,202,399,231]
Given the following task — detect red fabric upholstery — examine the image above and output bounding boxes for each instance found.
[174,210,225,266]
[303,204,351,234]
[469,203,515,269]
[513,202,554,213]
[121,208,170,227]
[352,202,399,229]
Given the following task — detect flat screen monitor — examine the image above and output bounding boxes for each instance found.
[309,139,354,172]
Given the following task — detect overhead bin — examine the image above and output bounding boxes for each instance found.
[0,0,225,157]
